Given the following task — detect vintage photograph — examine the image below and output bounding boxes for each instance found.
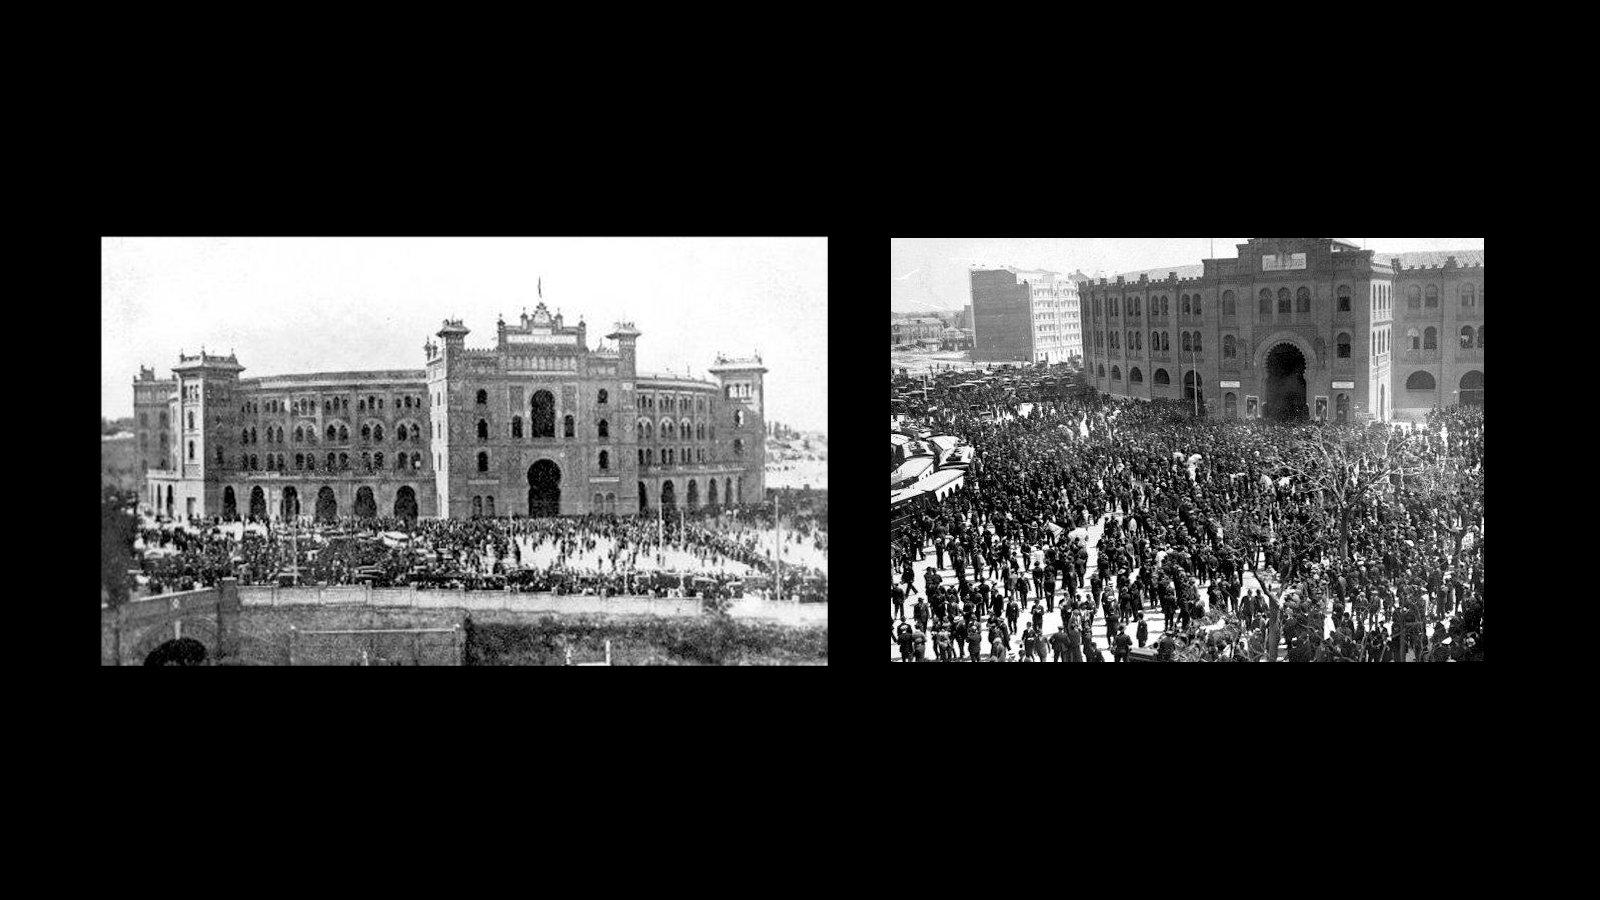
[102,237,828,665]
[891,238,1483,662]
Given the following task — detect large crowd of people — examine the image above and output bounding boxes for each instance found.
[891,366,1483,662]
[120,501,828,602]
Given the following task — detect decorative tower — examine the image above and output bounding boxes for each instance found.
[169,348,244,518]
[431,319,470,517]
[709,352,768,503]
[607,322,641,380]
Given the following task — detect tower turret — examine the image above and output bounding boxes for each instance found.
[708,352,767,418]
[607,322,642,379]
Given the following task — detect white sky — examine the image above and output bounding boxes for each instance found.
[891,238,1486,311]
[101,237,828,433]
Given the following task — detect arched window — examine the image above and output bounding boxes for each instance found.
[1277,288,1291,314]
[1222,291,1235,316]
[307,453,316,471]
[1460,284,1475,308]
[527,391,555,437]
[1459,326,1474,349]
[511,417,522,439]
[1424,327,1437,350]
[1425,285,1438,308]
[1476,325,1484,348]
[339,453,348,469]
[1111,366,1121,381]
[1097,364,1106,378]
[1406,371,1436,391]
[361,424,371,441]
[292,426,302,443]
[1259,289,1272,315]
[295,453,304,469]
[412,452,422,470]
[598,389,608,405]
[186,411,194,431]
[1151,330,1159,351]
[477,419,489,440]
[250,427,257,444]
[476,389,488,405]
[374,452,383,469]
[638,448,645,465]
[1406,285,1421,309]
[599,450,609,470]
[598,419,609,439]
[1182,294,1191,316]
[396,424,407,442]
[326,452,336,470]
[358,399,365,412]
[1182,331,1192,353]
[339,425,348,442]
[362,452,371,471]
[697,423,705,440]
[477,451,489,473]
[1296,287,1310,314]
[1223,335,1236,358]
[1193,332,1201,354]
[646,448,654,465]
[373,424,384,442]
[266,453,274,470]
[563,414,575,438]
[241,454,248,470]
[472,496,483,518]
[1129,367,1143,384]
[243,428,251,444]
[1337,333,1351,358]
[1192,294,1201,316]
[187,440,194,460]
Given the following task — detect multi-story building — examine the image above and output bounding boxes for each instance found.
[970,268,1084,365]
[1076,238,1483,423]
[890,314,946,347]
[136,301,766,521]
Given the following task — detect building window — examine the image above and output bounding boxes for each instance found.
[1408,328,1420,350]
[1223,335,1236,358]
[512,416,522,439]
[477,419,489,440]
[598,389,608,405]
[1259,289,1272,315]
[1193,332,1201,354]
[1182,332,1191,353]
[187,441,194,460]
[1222,291,1235,316]
[1129,367,1143,384]
[1182,295,1191,316]
[1337,333,1351,358]
[1097,364,1106,378]
[1192,294,1201,316]
[1277,288,1291,315]
[1461,284,1476,308]
[1459,326,1473,349]
[598,419,609,439]
[1425,285,1438,308]
[1406,371,1436,391]
[476,389,488,405]
[1424,327,1437,350]
[1296,287,1310,314]
[1111,366,1120,381]
[477,451,489,473]
[599,450,609,470]
[1476,325,1484,348]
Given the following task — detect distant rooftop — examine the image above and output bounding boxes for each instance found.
[1388,249,1485,269]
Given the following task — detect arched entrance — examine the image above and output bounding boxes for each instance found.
[687,479,699,508]
[1263,343,1309,423]
[1224,392,1238,419]
[528,460,561,516]
[638,481,648,513]
[222,486,238,521]
[166,485,175,518]
[662,480,676,508]
[249,486,267,520]
[1459,370,1484,406]
[315,486,338,523]
[708,478,718,506]
[281,486,300,520]
[354,486,376,518]
[530,391,556,438]
[1335,393,1349,424]
[144,637,208,666]
[393,485,418,521]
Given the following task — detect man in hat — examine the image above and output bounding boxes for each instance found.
[1113,626,1133,662]
[1049,622,1072,663]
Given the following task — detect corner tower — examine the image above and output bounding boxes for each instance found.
[168,349,244,517]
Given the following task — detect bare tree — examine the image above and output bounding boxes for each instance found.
[1273,428,1425,563]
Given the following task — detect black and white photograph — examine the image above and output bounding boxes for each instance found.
[101,236,828,665]
[890,237,1483,662]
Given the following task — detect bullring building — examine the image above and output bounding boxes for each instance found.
[134,301,767,521]
[1076,238,1483,423]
